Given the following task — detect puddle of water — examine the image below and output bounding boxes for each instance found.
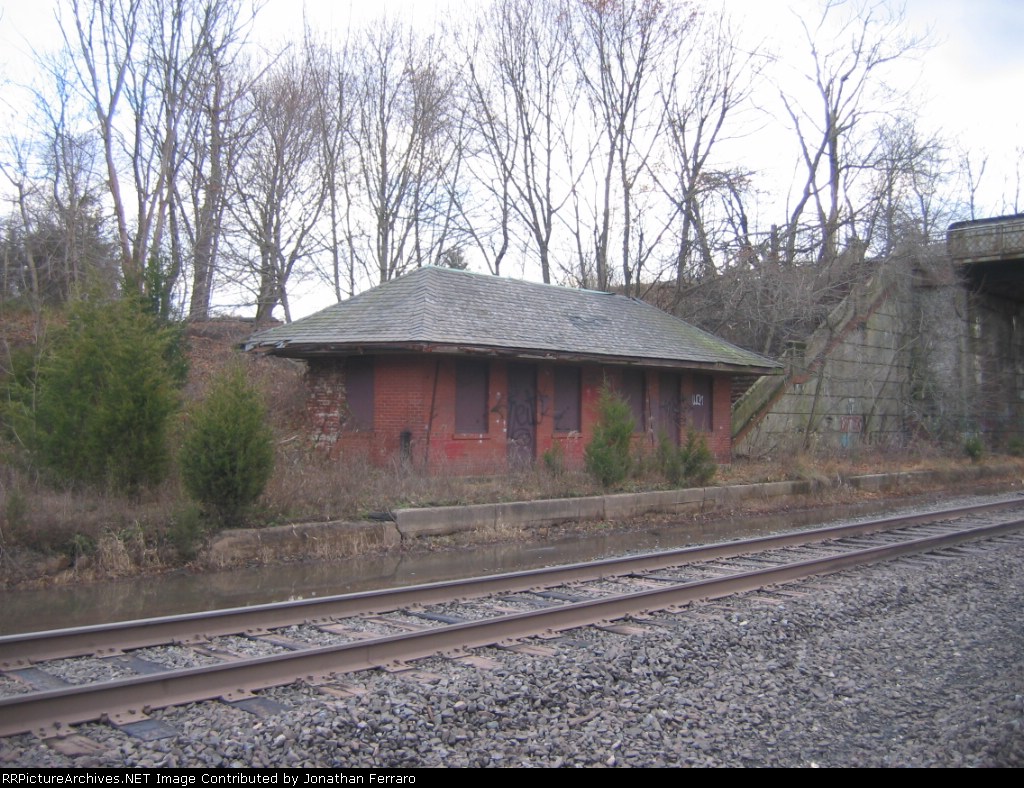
[0,495,953,636]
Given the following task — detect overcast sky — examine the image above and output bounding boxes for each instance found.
[3,0,1020,205]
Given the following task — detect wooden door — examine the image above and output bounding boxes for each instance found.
[658,372,682,445]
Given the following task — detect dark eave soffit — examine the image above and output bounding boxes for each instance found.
[248,340,782,376]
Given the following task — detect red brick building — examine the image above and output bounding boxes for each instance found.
[246,267,778,474]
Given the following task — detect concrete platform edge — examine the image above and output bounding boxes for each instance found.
[392,464,1017,539]
[202,463,1019,564]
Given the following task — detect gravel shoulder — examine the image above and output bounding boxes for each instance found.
[3,529,1023,767]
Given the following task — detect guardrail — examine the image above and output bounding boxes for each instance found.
[947,215,1024,263]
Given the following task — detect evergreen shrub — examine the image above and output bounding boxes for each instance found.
[28,296,181,492]
[584,386,635,488]
[181,364,274,527]
[680,429,716,485]
[656,429,717,487]
[964,434,984,462]
[542,441,566,477]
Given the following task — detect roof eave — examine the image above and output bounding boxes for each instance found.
[246,340,781,375]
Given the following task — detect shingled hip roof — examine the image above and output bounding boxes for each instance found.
[245,267,780,373]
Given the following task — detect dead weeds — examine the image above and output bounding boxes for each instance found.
[3,444,1023,591]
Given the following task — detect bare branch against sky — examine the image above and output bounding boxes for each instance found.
[0,0,1021,320]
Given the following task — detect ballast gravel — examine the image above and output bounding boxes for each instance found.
[2,537,1023,767]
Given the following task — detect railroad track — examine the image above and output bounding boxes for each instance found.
[2,498,1023,740]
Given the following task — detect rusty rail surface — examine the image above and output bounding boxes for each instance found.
[1,511,1022,739]
[2,498,1020,669]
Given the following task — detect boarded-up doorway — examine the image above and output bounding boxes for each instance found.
[507,363,537,467]
[658,372,682,445]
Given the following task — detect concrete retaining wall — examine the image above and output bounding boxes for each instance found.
[734,255,1024,456]
[203,520,401,568]
[737,268,912,455]
[202,463,1017,564]
[395,465,1012,539]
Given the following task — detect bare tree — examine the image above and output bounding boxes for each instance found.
[459,15,514,278]
[58,0,143,288]
[306,33,358,302]
[57,0,255,308]
[0,73,114,310]
[658,7,761,284]
[570,0,691,294]
[958,146,988,223]
[0,136,44,309]
[180,1,259,319]
[229,53,327,323]
[859,115,952,254]
[41,105,114,301]
[463,0,581,283]
[777,0,926,266]
[347,20,466,285]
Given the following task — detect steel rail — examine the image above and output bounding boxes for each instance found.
[1,515,1021,739]
[2,498,1020,668]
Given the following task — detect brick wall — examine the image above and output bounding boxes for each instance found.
[709,374,733,462]
[423,357,508,475]
[306,358,346,450]
[305,354,735,473]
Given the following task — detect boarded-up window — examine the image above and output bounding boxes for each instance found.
[345,356,374,431]
[455,360,489,433]
[690,374,713,432]
[619,369,646,432]
[553,366,581,432]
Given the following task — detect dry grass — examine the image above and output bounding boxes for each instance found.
[262,442,608,524]
[720,439,961,486]
[0,467,187,584]
[3,317,1019,589]
[3,441,1021,589]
